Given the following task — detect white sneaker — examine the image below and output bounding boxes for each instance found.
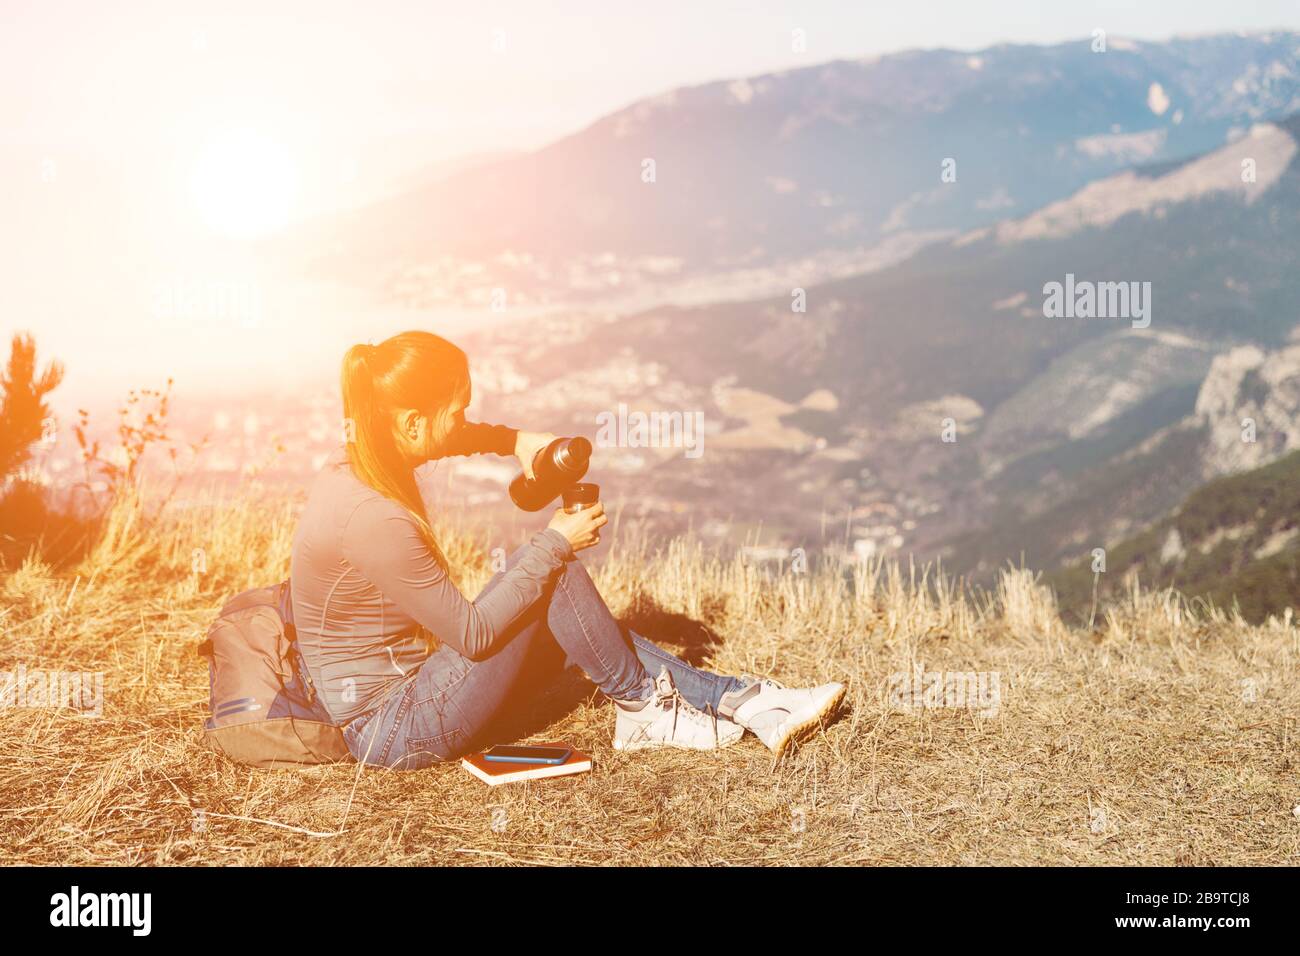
[612,667,746,752]
[718,674,846,756]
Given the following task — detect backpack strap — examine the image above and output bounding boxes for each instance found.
[277,579,322,706]
[275,579,295,633]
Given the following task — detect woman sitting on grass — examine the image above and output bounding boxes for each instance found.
[289,330,845,768]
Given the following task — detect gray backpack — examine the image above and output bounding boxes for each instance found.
[197,581,352,769]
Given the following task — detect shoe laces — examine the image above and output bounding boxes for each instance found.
[652,671,724,745]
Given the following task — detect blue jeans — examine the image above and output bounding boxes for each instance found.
[341,542,748,769]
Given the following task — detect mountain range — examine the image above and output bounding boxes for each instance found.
[449,110,1300,578]
[294,32,1300,301]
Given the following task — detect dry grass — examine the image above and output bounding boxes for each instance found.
[2,487,1299,866]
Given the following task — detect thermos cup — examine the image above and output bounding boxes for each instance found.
[562,482,600,513]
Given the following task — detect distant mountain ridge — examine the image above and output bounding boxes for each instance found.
[299,30,1300,295]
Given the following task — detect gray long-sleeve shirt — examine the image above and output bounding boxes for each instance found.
[289,422,574,725]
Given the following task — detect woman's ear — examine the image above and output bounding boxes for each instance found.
[395,408,424,451]
[389,408,433,465]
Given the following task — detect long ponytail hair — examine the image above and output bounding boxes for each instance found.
[341,331,470,589]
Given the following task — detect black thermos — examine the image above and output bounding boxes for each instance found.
[508,436,593,511]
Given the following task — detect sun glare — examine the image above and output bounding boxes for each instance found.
[190,129,300,240]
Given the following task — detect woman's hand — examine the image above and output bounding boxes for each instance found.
[547,503,607,552]
[514,431,558,480]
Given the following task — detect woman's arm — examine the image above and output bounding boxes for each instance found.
[339,497,573,661]
[437,423,559,481]
[435,420,518,459]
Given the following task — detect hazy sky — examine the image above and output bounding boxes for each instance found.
[7,1,1300,187]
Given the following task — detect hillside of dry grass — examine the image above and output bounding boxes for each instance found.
[2,487,1299,865]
